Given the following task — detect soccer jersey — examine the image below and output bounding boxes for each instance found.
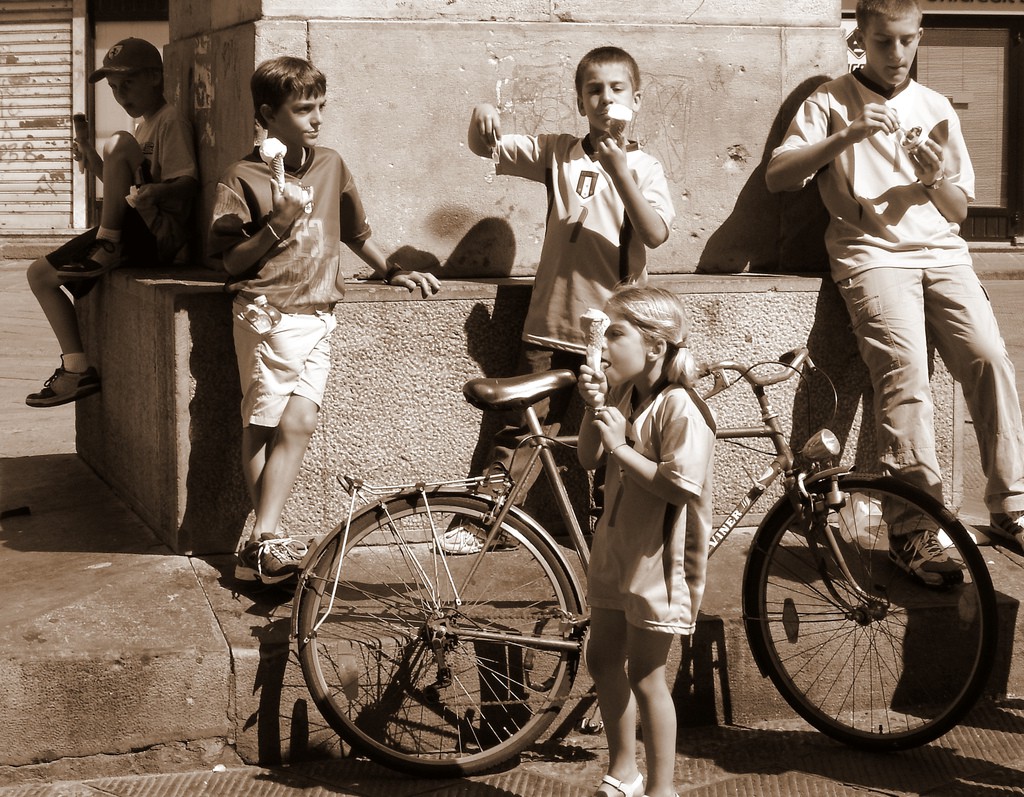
[588,383,715,634]
[496,133,674,348]
[131,102,197,264]
[208,146,372,312]
[772,72,974,281]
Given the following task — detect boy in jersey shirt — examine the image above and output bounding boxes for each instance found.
[767,0,1024,584]
[443,46,675,554]
[208,56,440,585]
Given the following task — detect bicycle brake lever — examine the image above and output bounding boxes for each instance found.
[701,368,731,400]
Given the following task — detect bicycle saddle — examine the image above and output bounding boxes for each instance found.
[463,369,577,412]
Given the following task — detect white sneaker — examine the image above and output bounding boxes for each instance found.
[434,527,484,556]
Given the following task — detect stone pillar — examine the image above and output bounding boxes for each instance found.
[164,1,845,274]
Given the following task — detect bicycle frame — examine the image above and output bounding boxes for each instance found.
[315,347,851,596]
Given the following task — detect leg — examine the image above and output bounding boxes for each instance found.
[233,309,333,583]
[98,131,143,232]
[837,269,940,500]
[241,422,274,524]
[23,253,101,407]
[921,266,1024,516]
[26,257,83,355]
[441,344,583,555]
[56,132,144,279]
[491,344,584,498]
[587,608,642,797]
[837,269,962,585]
[251,395,319,538]
[625,626,676,797]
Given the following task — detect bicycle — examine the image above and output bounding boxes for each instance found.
[291,346,997,776]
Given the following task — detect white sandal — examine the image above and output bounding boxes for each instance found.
[599,772,643,797]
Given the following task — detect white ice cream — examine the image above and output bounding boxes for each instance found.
[259,137,288,188]
[606,104,633,139]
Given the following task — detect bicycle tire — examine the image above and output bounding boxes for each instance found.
[743,473,997,751]
[293,491,585,776]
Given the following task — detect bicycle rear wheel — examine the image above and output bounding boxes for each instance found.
[743,473,997,751]
[293,492,585,776]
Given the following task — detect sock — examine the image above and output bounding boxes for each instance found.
[96,227,122,243]
[62,352,90,373]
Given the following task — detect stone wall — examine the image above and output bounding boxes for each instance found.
[76,271,963,555]
[164,0,845,275]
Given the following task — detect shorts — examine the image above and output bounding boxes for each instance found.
[232,296,337,428]
[45,207,158,299]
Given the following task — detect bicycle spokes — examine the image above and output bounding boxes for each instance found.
[744,475,996,751]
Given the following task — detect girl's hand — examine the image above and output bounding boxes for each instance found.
[578,363,608,408]
[592,405,628,451]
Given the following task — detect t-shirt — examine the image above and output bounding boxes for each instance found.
[588,383,715,634]
[495,133,675,347]
[771,72,974,280]
[131,102,197,264]
[207,146,373,311]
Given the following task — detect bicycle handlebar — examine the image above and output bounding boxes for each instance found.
[700,346,812,399]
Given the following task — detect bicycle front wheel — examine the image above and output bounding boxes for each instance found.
[743,473,997,751]
[293,492,585,776]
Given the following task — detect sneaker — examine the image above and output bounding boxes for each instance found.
[889,529,965,588]
[25,366,101,407]
[434,525,519,555]
[435,527,485,556]
[235,534,308,584]
[986,511,1024,547]
[56,238,123,279]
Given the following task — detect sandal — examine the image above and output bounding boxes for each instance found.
[598,772,643,797]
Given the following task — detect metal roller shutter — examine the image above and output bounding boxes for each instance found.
[0,0,75,231]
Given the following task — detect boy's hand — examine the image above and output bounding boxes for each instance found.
[907,137,945,186]
[128,183,159,210]
[578,363,608,409]
[269,179,306,231]
[593,133,629,176]
[469,104,502,159]
[848,102,901,143]
[385,268,441,298]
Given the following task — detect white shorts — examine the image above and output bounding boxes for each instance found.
[232,297,337,428]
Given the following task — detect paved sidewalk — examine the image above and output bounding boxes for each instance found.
[1,702,1024,796]
[3,257,1024,795]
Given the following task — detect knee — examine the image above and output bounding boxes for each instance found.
[279,402,320,440]
[626,662,667,699]
[102,131,142,163]
[586,644,625,683]
[26,257,58,292]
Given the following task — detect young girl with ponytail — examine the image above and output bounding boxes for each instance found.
[577,284,715,797]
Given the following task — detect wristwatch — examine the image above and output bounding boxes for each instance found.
[923,173,945,190]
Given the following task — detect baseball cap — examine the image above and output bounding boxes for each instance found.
[89,38,163,83]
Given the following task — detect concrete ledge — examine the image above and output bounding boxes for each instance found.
[76,267,963,555]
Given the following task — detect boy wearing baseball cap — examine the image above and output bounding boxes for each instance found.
[25,38,198,408]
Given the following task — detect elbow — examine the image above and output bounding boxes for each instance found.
[764,165,788,194]
[765,157,803,194]
[644,221,670,249]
